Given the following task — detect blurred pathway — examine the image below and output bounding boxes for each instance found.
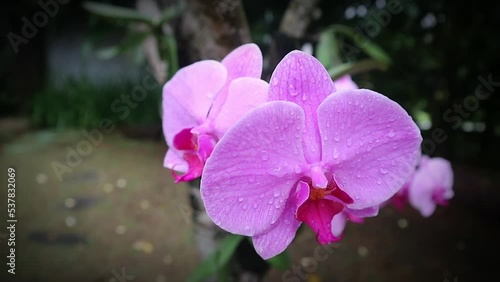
[1,130,499,282]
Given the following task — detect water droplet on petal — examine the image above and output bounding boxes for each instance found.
[379,168,388,174]
[238,197,243,202]
[242,204,248,210]
[347,138,352,147]
[260,150,269,161]
[333,148,340,159]
[294,165,302,174]
[333,135,340,142]
[273,190,281,197]
[387,130,396,138]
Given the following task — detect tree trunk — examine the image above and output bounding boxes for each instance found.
[178,1,268,281]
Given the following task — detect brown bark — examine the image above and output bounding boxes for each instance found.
[179,0,251,61]
[266,0,320,78]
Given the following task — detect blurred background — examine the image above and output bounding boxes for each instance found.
[1,0,499,281]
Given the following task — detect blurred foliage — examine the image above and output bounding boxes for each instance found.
[187,234,244,282]
[31,78,161,129]
[83,1,183,80]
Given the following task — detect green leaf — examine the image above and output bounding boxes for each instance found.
[267,250,291,270]
[316,28,342,69]
[187,234,244,282]
[96,32,150,60]
[331,24,392,66]
[157,3,185,25]
[328,59,389,80]
[83,2,152,24]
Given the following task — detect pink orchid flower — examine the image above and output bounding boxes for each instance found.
[333,75,359,91]
[200,51,422,259]
[162,44,268,182]
[407,155,454,217]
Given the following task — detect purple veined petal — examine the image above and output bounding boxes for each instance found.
[209,44,264,118]
[162,60,227,147]
[408,157,454,217]
[269,51,335,163]
[212,77,269,138]
[331,211,347,238]
[201,101,308,236]
[333,75,359,91]
[317,89,422,210]
[345,205,379,218]
[164,149,188,172]
[252,196,301,259]
[222,43,263,80]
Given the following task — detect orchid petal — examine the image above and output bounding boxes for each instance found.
[252,197,301,259]
[331,212,347,238]
[164,149,188,173]
[222,43,263,80]
[408,157,454,217]
[197,134,216,163]
[333,75,359,91]
[162,61,227,147]
[212,77,269,138]
[209,44,263,118]
[201,101,307,236]
[297,198,343,244]
[318,89,422,209]
[346,206,379,218]
[269,51,335,163]
[172,153,203,182]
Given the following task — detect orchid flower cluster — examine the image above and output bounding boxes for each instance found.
[162,44,454,259]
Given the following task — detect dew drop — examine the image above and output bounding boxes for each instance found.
[268,199,273,204]
[377,180,382,185]
[301,93,308,101]
[379,168,388,174]
[238,197,243,202]
[273,190,281,197]
[333,148,340,159]
[244,225,250,230]
[242,204,248,210]
[387,130,396,138]
[289,88,299,97]
[294,165,302,174]
[260,150,269,161]
[333,135,340,142]
[347,138,353,147]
